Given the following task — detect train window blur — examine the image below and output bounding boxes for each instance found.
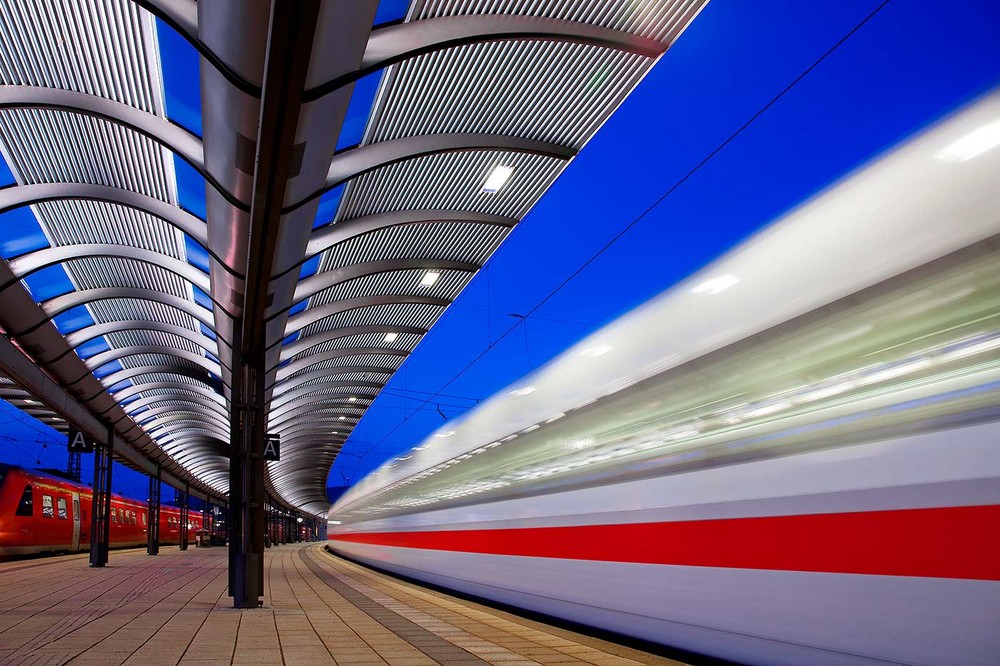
[130,511,136,525]
[15,484,33,516]
[339,248,1000,520]
[41,494,53,518]
[56,497,67,519]
[141,512,146,526]
[111,508,117,523]
[73,497,79,520]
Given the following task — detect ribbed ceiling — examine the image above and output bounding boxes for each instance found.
[268,0,708,513]
[0,0,226,494]
[0,0,706,515]
[367,41,649,147]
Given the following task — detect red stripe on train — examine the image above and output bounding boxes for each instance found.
[330,505,1000,580]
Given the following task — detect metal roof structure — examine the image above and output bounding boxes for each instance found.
[0,0,707,529]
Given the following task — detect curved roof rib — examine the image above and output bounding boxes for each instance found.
[85,346,221,377]
[7,245,211,293]
[0,87,247,209]
[269,381,387,413]
[38,288,217,331]
[267,366,394,393]
[268,398,377,427]
[284,295,451,336]
[108,379,225,406]
[292,259,478,304]
[275,347,407,381]
[301,133,576,209]
[275,325,426,360]
[125,396,229,422]
[0,87,203,174]
[66,321,224,357]
[0,183,208,246]
[305,211,517,258]
[119,383,227,412]
[134,403,228,427]
[304,14,667,102]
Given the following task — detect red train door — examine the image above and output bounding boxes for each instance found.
[71,492,81,551]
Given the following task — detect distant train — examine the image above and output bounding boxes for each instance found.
[0,464,203,557]
[329,95,1000,666]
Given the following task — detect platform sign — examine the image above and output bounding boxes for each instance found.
[263,434,280,461]
[67,428,95,453]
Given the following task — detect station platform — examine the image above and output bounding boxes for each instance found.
[0,543,686,665]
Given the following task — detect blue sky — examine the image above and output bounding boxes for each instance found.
[1,0,998,503]
[325,0,1000,488]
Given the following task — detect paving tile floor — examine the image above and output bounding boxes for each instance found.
[0,543,687,665]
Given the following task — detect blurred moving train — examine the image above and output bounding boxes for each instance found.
[0,464,203,557]
[328,92,1000,666]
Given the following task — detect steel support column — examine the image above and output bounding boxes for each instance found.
[147,465,161,555]
[89,422,113,567]
[229,362,266,605]
[179,483,189,551]
[227,0,320,608]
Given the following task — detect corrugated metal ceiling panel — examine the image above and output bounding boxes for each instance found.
[412,0,704,44]
[368,41,648,147]
[308,270,472,309]
[320,224,507,273]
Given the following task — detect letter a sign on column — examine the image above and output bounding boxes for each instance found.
[67,428,95,453]
[263,434,280,461]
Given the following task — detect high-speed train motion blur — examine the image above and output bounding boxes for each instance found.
[329,91,1000,666]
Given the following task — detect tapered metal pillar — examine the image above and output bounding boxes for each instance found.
[89,422,113,567]
[147,465,161,555]
[225,0,319,608]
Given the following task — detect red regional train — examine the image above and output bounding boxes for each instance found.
[0,464,203,558]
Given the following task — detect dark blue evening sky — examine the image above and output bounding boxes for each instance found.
[1,0,998,504]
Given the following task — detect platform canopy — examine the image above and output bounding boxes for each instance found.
[0,0,707,515]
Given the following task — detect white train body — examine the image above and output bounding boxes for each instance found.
[329,94,1000,665]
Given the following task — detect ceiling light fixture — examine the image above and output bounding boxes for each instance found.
[384,332,398,342]
[420,270,441,287]
[482,165,514,194]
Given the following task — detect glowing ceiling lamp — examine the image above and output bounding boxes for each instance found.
[482,165,514,193]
